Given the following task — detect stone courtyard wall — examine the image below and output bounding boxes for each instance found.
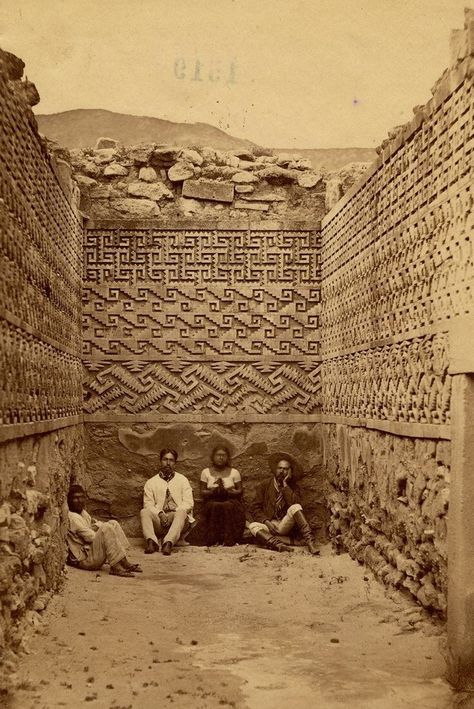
[69,120,370,540]
[0,50,83,669]
[81,217,325,538]
[320,17,473,614]
[66,122,365,537]
[69,129,344,538]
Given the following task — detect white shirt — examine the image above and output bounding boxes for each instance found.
[67,509,101,561]
[143,472,194,522]
[200,468,241,489]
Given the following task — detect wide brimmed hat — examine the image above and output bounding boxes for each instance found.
[267,451,304,479]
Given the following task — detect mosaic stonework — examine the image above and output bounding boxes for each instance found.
[83,359,321,416]
[320,49,473,612]
[0,69,83,427]
[83,225,322,417]
[322,334,451,425]
[321,73,473,422]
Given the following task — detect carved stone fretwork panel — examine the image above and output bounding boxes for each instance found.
[83,224,321,418]
[0,71,83,429]
[83,360,321,416]
[321,72,473,427]
[322,185,473,354]
[83,284,320,357]
[322,78,473,358]
[84,228,320,286]
[322,333,451,424]
[1,320,83,425]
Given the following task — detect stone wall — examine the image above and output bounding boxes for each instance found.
[84,422,325,540]
[0,49,83,672]
[70,123,373,538]
[81,217,325,538]
[320,12,473,615]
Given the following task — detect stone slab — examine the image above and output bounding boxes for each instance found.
[182,179,234,203]
[234,200,269,211]
[449,314,474,374]
[241,188,286,202]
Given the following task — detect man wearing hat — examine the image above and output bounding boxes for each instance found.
[247,454,319,554]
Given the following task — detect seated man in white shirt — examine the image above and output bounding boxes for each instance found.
[67,485,142,577]
[141,447,195,556]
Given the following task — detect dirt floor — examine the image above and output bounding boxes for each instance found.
[5,541,461,709]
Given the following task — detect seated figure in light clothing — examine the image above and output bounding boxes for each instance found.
[247,454,319,555]
[67,484,142,577]
[140,448,195,556]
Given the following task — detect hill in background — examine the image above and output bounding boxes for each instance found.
[35,108,377,171]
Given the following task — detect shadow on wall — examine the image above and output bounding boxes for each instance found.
[82,422,327,542]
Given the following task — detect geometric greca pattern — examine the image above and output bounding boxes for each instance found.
[321,71,473,424]
[83,226,322,416]
[0,71,83,427]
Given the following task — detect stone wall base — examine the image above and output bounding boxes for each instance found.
[323,423,449,615]
[83,421,326,541]
[0,425,83,688]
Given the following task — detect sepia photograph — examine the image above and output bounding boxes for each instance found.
[0,0,472,706]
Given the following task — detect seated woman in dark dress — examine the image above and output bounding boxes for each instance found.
[200,446,246,546]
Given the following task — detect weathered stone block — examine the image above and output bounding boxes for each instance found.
[103,162,128,177]
[234,200,269,211]
[138,166,158,182]
[224,153,240,168]
[95,137,118,150]
[180,148,204,166]
[93,148,116,165]
[127,181,173,201]
[111,198,160,216]
[75,174,97,188]
[201,164,238,180]
[182,179,234,202]
[89,184,121,199]
[168,161,194,182]
[232,148,254,161]
[150,146,180,166]
[256,166,296,184]
[297,171,322,188]
[238,160,258,171]
[276,153,299,166]
[325,177,343,210]
[178,197,202,215]
[232,171,258,184]
[130,145,154,165]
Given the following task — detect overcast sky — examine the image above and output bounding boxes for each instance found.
[0,0,468,148]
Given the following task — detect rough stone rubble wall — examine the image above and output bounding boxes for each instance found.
[70,142,329,222]
[0,51,83,667]
[320,15,473,614]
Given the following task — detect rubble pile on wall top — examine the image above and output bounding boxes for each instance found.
[66,138,370,221]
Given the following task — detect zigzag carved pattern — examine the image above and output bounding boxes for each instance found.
[83,360,321,415]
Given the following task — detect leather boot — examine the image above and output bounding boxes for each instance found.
[144,539,159,554]
[162,541,173,555]
[293,510,319,555]
[255,528,293,552]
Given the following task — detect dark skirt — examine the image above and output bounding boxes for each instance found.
[202,499,246,546]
